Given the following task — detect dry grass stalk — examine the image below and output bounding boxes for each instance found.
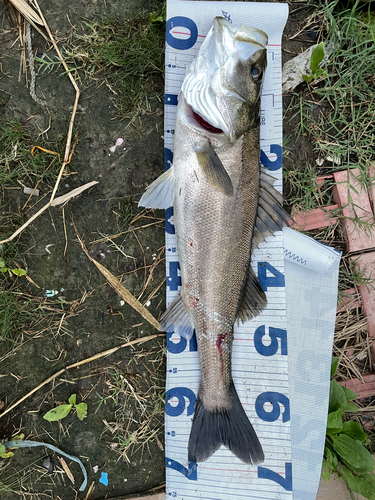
[0,0,86,245]
[0,333,163,420]
[8,0,43,25]
[58,457,75,485]
[73,221,160,330]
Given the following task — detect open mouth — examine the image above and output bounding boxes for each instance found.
[191,109,223,134]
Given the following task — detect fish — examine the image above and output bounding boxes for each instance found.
[139,17,291,465]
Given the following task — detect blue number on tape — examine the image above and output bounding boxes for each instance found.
[260,145,282,171]
[166,457,197,480]
[166,17,198,50]
[165,387,196,417]
[165,207,175,235]
[165,94,178,106]
[258,462,292,491]
[168,261,181,290]
[189,331,197,351]
[255,392,290,422]
[254,326,287,356]
[257,262,285,290]
[165,147,173,171]
[167,332,187,354]
[167,331,198,353]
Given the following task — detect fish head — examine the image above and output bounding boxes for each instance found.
[180,17,268,143]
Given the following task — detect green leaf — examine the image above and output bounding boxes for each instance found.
[329,379,348,413]
[342,385,358,401]
[324,445,339,472]
[75,402,87,421]
[302,74,313,83]
[332,434,375,473]
[341,465,375,500]
[43,404,72,421]
[310,42,325,73]
[0,258,5,267]
[0,267,9,273]
[0,451,14,458]
[321,464,331,482]
[68,394,77,406]
[0,444,6,456]
[342,421,367,442]
[12,433,25,441]
[345,401,359,413]
[331,357,339,378]
[327,408,344,435]
[11,268,27,276]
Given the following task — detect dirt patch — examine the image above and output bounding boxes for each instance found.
[1,0,166,498]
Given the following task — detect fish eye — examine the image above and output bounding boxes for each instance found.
[251,66,262,81]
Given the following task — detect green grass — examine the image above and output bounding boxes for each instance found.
[59,8,166,119]
[0,119,66,189]
[285,0,375,213]
[318,2,374,170]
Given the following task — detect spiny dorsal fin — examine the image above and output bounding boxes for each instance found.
[252,167,293,249]
[195,141,233,196]
[159,293,195,340]
[236,266,267,324]
[138,166,175,209]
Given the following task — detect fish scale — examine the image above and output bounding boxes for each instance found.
[140,15,291,465]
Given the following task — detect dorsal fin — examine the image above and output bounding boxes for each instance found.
[236,266,267,324]
[252,167,293,249]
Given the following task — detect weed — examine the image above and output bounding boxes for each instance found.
[285,0,375,213]
[61,9,166,119]
[322,358,375,500]
[100,344,165,461]
[43,394,88,422]
[303,41,327,83]
[0,119,67,189]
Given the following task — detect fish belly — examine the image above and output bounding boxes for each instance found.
[174,122,259,382]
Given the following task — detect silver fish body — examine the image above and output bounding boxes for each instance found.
[139,17,290,465]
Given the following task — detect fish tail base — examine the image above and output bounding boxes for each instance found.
[188,386,264,464]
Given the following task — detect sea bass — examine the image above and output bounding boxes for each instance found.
[139,17,290,465]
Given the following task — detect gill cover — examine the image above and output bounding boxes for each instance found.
[181,17,268,141]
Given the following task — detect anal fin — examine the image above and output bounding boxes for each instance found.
[159,293,195,340]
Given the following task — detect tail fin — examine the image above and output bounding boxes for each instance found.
[188,385,264,464]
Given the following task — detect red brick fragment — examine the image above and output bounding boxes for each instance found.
[339,373,375,399]
[292,205,339,231]
[333,168,375,253]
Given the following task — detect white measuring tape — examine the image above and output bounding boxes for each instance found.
[163,2,340,500]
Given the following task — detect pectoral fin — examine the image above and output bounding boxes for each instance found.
[138,166,175,209]
[195,141,233,196]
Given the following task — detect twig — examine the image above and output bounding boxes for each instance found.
[0,0,82,245]
[73,220,160,330]
[0,333,164,420]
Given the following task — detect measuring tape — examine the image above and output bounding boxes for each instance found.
[164,2,291,499]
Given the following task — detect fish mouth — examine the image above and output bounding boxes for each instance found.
[191,109,223,134]
[179,96,225,137]
[180,17,268,138]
